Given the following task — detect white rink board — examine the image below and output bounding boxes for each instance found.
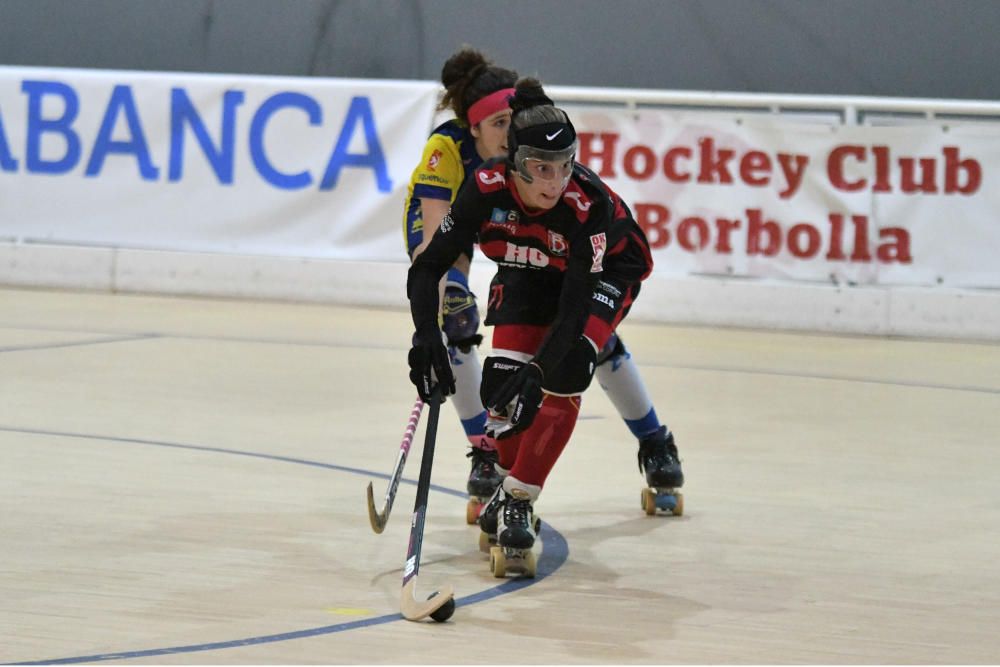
[2,241,998,340]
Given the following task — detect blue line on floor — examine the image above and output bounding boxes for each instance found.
[2,426,570,665]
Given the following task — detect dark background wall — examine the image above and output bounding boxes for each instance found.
[1,0,998,100]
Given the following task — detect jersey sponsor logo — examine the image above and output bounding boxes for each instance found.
[564,190,591,212]
[593,291,615,309]
[440,211,454,233]
[548,230,568,255]
[427,148,442,171]
[506,210,520,223]
[488,209,518,233]
[590,233,607,272]
[597,280,622,297]
[417,173,449,185]
[491,361,522,372]
[504,242,549,268]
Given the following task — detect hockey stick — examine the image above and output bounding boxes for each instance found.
[400,387,455,621]
[366,397,425,534]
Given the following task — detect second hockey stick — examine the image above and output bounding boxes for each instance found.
[366,397,425,534]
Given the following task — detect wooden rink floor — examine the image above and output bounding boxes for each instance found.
[2,286,1000,665]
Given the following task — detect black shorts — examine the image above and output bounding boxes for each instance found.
[485,268,639,351]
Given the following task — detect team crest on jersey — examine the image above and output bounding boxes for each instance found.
[440,211,454,233]
[548,230,568,255]
[589,232,607,272]
[426,149,442,171]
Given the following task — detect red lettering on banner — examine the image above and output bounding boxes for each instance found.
[872,146,892,192]
[677,216,710,251]
[577,132,619,178]
[697,137,735,185]
[747,208,781,256]
[827,213,846,261]
[776,153,809,198]
[577,135,811,196]
[623,144,656,180]
[788,223,821,258]
[715,217,740,253]
[663,147,692,182]
[634,203,911,265]
[635,203,670,248]
[827,145,866,191]
[877,228,912,262]
[943,146,981,194]
[827,144,981,195]
[899,157,937,193]
[740,151,771,186]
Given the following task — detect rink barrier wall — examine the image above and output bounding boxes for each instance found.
[2,71,1000,341]
[2,241,998,341]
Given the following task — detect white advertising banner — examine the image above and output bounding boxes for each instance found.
[3,66,1000,291]
[0,67,438,260]
[567,107,1000,288]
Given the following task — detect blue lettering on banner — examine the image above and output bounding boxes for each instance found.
[85,85,159,180]
[6,78,398,192]
[22,80,81,174]
[0,111,16,171]
[319,95,392,192]
[169,88,245,184]
[249,91,322,190]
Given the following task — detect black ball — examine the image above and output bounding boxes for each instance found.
[429,595,456,623]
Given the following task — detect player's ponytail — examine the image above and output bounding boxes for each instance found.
[508,78,553,114]
[438,47,517,125]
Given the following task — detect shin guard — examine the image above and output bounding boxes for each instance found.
[508,394,581,489]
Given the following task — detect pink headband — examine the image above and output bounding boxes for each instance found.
[467,88,515,127]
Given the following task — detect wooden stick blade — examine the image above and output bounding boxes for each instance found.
[366,482,387,534]
[400,577,454,621]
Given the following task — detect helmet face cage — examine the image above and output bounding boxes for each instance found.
[513,142,578,184]
[508,110,579,185]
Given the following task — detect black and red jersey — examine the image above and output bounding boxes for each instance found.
[408,159,653,374]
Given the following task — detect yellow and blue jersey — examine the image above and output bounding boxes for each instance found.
[403,119,483,257]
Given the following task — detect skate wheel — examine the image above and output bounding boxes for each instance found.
[533,515,542,534]
[478,531,495,554]
[641,488,657,516]
[466,498,483,524]
[489,546,507,578]
[523,548,537,578]
[672,492,684,516]
[654,493,677,512]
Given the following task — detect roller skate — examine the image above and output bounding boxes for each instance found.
[465,444,501,524]
[485,484,538,578]
[638,426,684,516]
[477,483,542,552]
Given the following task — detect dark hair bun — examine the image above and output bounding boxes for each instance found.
[441,48,488,90]
[509,78,553,113]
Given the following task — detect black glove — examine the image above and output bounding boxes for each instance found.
[486,362,544,440]
[408,325,455,402]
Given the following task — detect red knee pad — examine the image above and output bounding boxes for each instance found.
[509,394,582,488]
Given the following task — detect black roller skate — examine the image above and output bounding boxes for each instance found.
[638,426,685,516]
[489,487,537,578]
[465,445,501,524]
